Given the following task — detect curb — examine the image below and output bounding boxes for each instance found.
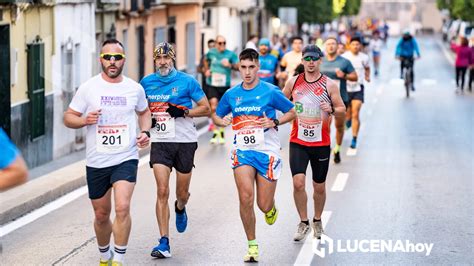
[0,119,208,226]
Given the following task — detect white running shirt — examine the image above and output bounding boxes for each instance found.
[69,74,148,168]
[341,51,370,92]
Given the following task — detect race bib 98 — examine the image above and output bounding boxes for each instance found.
[235,127,265,150]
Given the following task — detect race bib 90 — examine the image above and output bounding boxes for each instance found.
[151,112,175,141]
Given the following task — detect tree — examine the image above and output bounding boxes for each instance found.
[341,0,362,16]
[437,0,474,22]
[264,0,333,25]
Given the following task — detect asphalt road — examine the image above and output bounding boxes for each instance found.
[1,36,473,265]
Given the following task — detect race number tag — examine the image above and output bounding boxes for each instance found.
[236,127,265,150]
[211,72,226,87]
[297,121,322,142]
[96,125,130,154]
[151,112,175,141]
[295,103,323,142]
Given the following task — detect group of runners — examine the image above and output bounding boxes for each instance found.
[64,31,373,264]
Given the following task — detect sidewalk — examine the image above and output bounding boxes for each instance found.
[0,117,209,225]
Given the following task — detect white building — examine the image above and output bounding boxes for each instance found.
[51,0,96,158]
[201,0,268,55]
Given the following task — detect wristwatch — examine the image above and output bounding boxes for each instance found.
[272,119,280,126]
[184,109,190,116]
[141,130,150,138]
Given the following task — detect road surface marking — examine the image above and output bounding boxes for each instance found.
[0,126,211,237]
[331,173,349,192]
[0,186,88,237]
[437,39,455,66]
[294,211,332,265]
[421,79,436,86]
[346,148,357,156]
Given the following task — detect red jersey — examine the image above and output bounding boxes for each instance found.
[290,73,332,147]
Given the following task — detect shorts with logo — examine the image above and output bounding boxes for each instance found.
[207,86,230,101]
[86,159,138,200]
[348,84,364,103]
[289,143,330,183]
[231,149,282,182]
[149,142,198,173]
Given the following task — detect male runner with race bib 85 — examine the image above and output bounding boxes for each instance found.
[283,44,345,241]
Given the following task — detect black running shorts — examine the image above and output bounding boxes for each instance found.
[86,159,138,200]
[289,143,330,184]
[207,86,230,101]
[348,84,364,103]
[149,142,198,173]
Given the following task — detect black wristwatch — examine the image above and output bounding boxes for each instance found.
[272,119,280,126]
[141,130,150,138]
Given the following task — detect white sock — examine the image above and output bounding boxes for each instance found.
[98,244,111,261]
[113,244,127,263]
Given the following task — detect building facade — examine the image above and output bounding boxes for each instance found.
[0,1,55,168]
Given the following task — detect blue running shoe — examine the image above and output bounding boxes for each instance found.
[175,200,188,233]
[151,237,171,258]
[345,119,352,130]
[350,138,357,149]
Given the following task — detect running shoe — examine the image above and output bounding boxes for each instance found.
[151,237,171,258]
[411,85,415,91]
[293,222,311,241]
[243,244,259,262]
[345,119,352,129]
[99,259,112,266]
[208,121,215,132]
[111,261,123,266]
[264,205,278,225]
[350,138,357,149]
[333,151,341,164]
[312,220,324,239]
[175,200,188,233]
[218,128,226,144]
[210,133,218,144]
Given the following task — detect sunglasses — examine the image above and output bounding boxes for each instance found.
[303,56,320,62]
[217,42,226,45]
[100,53,126,61]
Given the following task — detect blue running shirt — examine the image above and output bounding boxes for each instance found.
[216,81,294,156]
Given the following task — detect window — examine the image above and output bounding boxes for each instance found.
[27,42,45,140]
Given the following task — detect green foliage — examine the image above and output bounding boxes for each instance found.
[341,0,362,16]
[437,0,474,22]
[264,0,334,24]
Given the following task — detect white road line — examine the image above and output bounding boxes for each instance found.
[0,123,212,237]
[0,186,88,237]
[346,148,357,156]
[437,39,455,66]
[331,173,349,192]
[294,211,332,266]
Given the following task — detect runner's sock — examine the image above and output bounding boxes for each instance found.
[113,244,127,263]
[98,244,111,261]
[333,144,341,153]
[352,136,357,142]
[248,239,258,246]
[313,218,321,223]
[175,200,185,214]
[301,220,309,226]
